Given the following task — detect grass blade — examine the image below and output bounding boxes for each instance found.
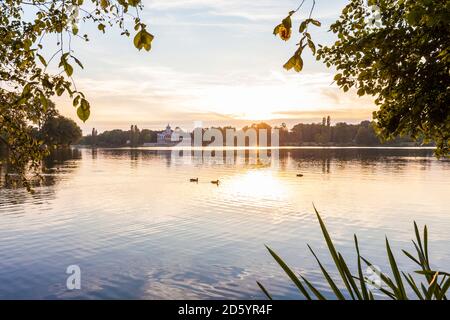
[355,235,370,300]
[308,244,346,300]
[402,249,421,266]
[415,270,450,277]
[338,253,363,300]
[300,275,327,300]
[436,277,449,300]
[385,238,408,299]
[414,222,424,257]
[378,287,397,300]
[424,271,439,300]
[256,281,273,300]
[361,256,398,295]
[420,283,428,298]
[313,205,355,299]
[423,225,429,263]
[265,245,312,300]
[412,240,427,267]
[402,272,423,300]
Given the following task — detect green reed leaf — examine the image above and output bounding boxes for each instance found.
[265,245,311,299]
[256,281,273,300]
[386,238,408,299]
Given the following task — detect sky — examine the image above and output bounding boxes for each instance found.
[51,0,376,133]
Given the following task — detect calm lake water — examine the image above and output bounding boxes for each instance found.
[0,147,448,299]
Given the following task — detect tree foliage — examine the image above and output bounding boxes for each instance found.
[79,127,157,147]
[41,115,83,147]
[274,0,449,156]
[0,0,152,185]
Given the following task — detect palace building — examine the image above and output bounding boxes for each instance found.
[157,124,173,144]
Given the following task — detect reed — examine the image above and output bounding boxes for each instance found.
[258,206,449,300]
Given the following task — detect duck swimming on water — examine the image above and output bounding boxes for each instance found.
[190,178,199,182]
[211,180,220,185]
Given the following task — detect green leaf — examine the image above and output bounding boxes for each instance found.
[72,56,84,69]
[424,272,439,300]
[256,282,272,300]
[56,85,65,96]
[307,39,316,55]
[308,245,346,300]
[282,15,292,29]
[299,21,307,33]
[299,275,327,300]
[77,99,90,122]
[273,24,282,36]
[310,19,321,27]
[423,225,429,263]
[73,95,81,107]
[313,205,355,298]
[64,62,73,77]
[100,0,110,9]
[265,245,312,299]
[283,55,303,72]
[59,54,74,77]
[128,0,140,6]
[407,7,424,25]
[355,235,370,300]
[77,106,90,122]
[133,29,154,51]
[386,238,408,299]
[98,23,106,33]
[23,38,32,50]
[402,249,421,266]
[36,54,47,67]
[362,255,400,298]
[414,222,424,257]
[337,253,360,299]
[412,240,427,267]
[39,92,48,112]
[414,270,450,277]
[436,277,450,300]
[22,83,32,97]
[402,272,424,300]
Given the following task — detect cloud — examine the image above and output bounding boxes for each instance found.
[274,108,373,120]
[53,0,372,134]
[58,62,375,134]
[143,0,346,23]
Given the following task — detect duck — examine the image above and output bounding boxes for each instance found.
[190,178,199,182]
[296,173,304,177]
[211,180,220,185]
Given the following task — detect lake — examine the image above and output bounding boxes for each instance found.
[0,147,448,299]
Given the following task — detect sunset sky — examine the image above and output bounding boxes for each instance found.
[53,0,376,133]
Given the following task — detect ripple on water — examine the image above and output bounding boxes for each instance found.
[0,148,448,299]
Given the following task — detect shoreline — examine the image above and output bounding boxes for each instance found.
[73,145,437,151]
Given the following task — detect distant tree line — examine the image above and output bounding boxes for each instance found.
[80,125,158,147]
[36,116,82,148]
[79,117,431,148]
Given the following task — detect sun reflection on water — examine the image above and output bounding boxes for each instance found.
[223,169,288,201]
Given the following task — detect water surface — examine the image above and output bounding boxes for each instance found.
[0,148,448,299]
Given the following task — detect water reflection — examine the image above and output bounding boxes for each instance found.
[0,148,82,189]
[0,147,448,299]
[92,147,437,169]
